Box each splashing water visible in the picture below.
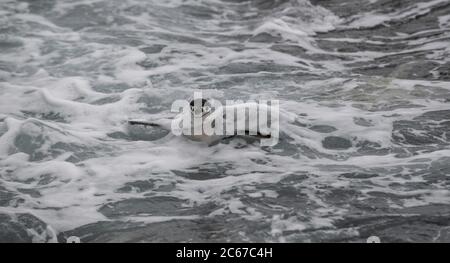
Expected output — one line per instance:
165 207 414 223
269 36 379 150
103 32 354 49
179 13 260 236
0 0 450 242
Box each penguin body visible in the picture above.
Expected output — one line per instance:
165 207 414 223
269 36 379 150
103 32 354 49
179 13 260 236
128 99 276 145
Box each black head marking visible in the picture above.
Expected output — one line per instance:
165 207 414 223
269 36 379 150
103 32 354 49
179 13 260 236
190 98 208 108
190 98 212 116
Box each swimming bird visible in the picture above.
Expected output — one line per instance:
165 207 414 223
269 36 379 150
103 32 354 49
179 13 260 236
128 98 276 145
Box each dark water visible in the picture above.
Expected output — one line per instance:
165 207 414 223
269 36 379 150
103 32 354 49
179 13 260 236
0 0 450 242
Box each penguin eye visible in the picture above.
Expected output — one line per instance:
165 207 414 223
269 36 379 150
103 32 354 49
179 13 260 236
202 106 211 113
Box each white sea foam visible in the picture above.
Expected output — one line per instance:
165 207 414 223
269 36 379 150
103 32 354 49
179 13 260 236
343 0 450 29
1 0 449 242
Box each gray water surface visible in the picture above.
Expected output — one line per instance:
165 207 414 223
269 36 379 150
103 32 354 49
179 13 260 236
0 0 450 242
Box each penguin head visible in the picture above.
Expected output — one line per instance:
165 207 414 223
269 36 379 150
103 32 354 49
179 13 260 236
190 98 212 117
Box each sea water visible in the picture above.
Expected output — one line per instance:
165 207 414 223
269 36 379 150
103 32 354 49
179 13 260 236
0 0 450 242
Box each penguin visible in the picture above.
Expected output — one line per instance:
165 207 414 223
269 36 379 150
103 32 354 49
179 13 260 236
128 98 274 145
